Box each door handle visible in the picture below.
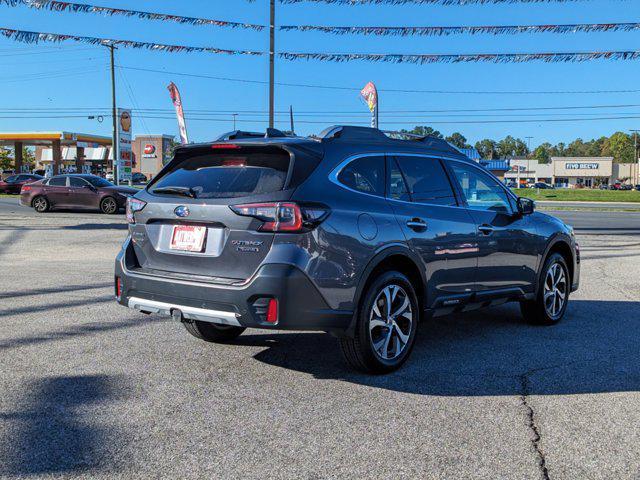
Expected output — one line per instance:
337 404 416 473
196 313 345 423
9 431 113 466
478 224 494 235
406 218 428 231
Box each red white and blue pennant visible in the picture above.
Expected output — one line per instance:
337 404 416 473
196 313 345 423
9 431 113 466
0 0 265 30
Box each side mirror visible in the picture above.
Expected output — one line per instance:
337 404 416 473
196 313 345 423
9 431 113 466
517 197 535 215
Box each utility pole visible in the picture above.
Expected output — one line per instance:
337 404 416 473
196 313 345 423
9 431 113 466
269 0 275 129
232 113 238 130
525 136 533 183
289 105 295 134
108 44 119 186
630 130 640 185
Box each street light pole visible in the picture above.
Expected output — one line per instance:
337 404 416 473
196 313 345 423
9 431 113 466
525 136 533 183
232 113 238 130
107 44 119 186
269 0 275 129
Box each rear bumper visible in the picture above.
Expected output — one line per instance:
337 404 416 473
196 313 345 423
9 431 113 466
115 238 353 333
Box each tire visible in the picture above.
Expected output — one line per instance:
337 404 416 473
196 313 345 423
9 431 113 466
520 252 570 326
183 320 246 343
32 196 50 213
339 271 419 374
100 196 118 215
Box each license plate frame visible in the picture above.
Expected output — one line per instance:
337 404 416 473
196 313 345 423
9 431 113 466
170 225 207 253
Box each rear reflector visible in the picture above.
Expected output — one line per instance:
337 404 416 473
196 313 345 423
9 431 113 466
115 277 122 299
266 298 278 323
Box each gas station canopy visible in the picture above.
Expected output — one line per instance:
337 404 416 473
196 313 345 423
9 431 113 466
0 131 112 174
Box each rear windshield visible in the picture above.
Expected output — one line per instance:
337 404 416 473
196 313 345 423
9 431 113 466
150 146 290 199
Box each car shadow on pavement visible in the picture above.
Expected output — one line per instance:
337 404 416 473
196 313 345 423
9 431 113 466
0 375 126 477
62 223 128 231
246 299 640 396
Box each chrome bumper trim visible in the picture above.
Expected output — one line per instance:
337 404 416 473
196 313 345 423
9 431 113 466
127 296 241 327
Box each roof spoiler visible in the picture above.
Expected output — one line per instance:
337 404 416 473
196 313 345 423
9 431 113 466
216 128 290 141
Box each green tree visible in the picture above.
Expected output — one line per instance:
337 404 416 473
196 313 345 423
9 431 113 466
496 136 529 158
475 139 498 159
0 148 11 171
602 132 635 163
533 143 553 163
405 126 443 138
445 132 470 149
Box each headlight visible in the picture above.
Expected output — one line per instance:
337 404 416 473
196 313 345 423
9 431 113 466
126 197 147 224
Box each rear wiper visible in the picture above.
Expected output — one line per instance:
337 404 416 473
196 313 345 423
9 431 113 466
151 186 197 198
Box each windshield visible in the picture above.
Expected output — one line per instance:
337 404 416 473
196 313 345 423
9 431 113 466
150 147 290 199
86 176 113 188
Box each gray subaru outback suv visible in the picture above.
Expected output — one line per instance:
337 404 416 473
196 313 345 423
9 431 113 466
115 126 579 373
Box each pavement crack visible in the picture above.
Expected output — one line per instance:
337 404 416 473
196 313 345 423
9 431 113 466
520 373 550 480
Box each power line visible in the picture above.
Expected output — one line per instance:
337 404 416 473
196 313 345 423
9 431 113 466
117 65 640 96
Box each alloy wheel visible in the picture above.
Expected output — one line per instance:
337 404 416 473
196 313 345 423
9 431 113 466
33 197 47 212
543 262 567 319
102 198 117 214
368 284 413 361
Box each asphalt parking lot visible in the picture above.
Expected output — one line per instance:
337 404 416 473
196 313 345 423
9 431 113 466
0 199 639 479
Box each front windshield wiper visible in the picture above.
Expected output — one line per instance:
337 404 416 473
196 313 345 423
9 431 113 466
151 186 197 198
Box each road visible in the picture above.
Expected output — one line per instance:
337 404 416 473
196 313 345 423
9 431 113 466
0 199 639 479
3 195 640 234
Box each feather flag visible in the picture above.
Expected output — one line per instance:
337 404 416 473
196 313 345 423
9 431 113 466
0 0 265 31
280 22 640 37
0 28 265 56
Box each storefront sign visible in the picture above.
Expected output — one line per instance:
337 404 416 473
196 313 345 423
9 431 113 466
117 108 132 183
566 162 599 170
143 144 157 158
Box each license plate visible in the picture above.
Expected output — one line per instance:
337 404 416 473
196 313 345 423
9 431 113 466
170 225 207 252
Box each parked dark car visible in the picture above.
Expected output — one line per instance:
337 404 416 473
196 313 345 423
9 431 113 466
0 173 43 194
132 172 148 184
20 174 138 214
620 184 634 191
115 126 580 373
635 184 640 191
531 182 554 189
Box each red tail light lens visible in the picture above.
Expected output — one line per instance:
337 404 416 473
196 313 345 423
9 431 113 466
21 185 32 193
126 197 147 224
230 202 305 232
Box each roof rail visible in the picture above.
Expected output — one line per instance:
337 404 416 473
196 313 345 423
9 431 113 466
318 125 463 155
318 125 389 142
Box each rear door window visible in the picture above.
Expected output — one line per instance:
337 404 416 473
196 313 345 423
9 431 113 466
394 156 457 206
337 155 385 197
150 146 290 199
48 177 67 187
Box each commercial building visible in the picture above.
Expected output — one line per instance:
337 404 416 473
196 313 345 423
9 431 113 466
505 157 639 188
0 132 112 175
30 133 174 179
131 135 174 180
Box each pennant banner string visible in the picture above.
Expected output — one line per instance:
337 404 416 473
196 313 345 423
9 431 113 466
280 22 640 36
277 0 593 5
279 51 640 64
0 0 265 31
0 28 265 56
2 27 640 65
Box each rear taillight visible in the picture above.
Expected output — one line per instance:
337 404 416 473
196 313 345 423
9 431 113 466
126 197 147 224
230 202 329 233
21 185 32 193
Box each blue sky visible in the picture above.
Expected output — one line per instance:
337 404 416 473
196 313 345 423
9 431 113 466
1 0 640 148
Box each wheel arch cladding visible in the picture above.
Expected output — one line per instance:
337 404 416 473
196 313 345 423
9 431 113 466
543 238 574 289
346 248 426 337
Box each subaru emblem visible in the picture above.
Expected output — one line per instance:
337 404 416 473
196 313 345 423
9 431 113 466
174 206 190 218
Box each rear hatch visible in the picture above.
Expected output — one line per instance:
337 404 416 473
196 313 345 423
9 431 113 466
129 142 322 283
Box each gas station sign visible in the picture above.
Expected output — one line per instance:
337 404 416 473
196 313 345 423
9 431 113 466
117 108 132 183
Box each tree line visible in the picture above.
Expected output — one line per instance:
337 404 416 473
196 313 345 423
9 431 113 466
401 126 639 164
